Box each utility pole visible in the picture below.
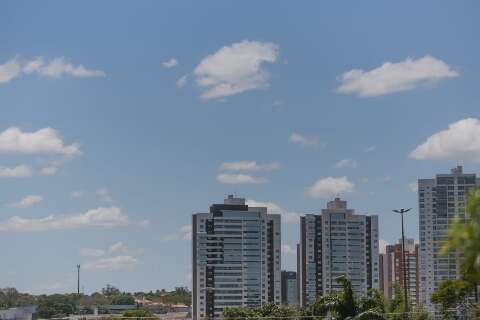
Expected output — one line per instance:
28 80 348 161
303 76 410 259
77 264 81 295
393 208 412 320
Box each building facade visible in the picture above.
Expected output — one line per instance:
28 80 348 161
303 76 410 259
379 239 420 305
192 195 281 319
418 166 479 311
281 271 298 306
298 198 379 306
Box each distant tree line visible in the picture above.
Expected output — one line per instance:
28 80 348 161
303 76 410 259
0 285 191 319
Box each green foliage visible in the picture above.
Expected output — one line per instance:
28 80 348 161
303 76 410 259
431 279 471 319
308 276 385 320
36 294 81 319
111 294 135 305
223 303 298 320
442 187 480 298
122 309 153 317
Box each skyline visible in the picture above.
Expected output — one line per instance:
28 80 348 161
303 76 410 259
2 1 480 295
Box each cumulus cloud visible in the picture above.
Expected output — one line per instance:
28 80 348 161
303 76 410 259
216 173 267 184
176 74 188 88
9 195 43 209
410 118 480 161
84 255 138 272
246 199 302 224
281 244 296 256
96 188 113 202
219 160 280 172
334 159 357 169
162 58 178 68
336 56 458 97
0 165 33 177
289 132 319 147
0 206 128 232
193 40 279 99
0 127 80 156
306 176 355 198
0 56 105 84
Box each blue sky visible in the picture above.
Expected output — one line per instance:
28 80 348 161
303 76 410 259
1 1 480 294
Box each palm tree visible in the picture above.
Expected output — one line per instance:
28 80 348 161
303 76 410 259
307 275 385 320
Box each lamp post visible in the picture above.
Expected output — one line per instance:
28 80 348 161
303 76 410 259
393 208 411 320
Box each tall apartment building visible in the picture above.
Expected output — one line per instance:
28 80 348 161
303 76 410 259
281 271 298 306
379 239 420 305
298 198 379 306
418 166 479 311
192 195 281 320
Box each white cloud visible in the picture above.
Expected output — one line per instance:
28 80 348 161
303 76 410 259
176 74 188 88
193 40 279 99
0 57 22 84
216 173 267 184
219 160 280 172
0 165 33 177
0 56 105 84
379 239 388 254
281 244 296 256
71 191 83 198
181 225 192 240
289 132 319 147
9 195 43 209
306 176 355 198
0 206 128 232
382 175 392 182
80 248 105 257
409 181 418 193
84 255 138 272
162 58 178 68
96 188 113 202
334 159 357 169
39 166 58 176
409 118 480 161
24 57 106 78
336 56 458 97
246 199 301 224
0 127 80 156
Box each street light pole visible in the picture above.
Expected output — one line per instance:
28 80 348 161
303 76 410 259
393 208 412 320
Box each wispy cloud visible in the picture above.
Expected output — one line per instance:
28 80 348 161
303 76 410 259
96 188 113 202
336 56 458 97
289 132 320 147
219 160 280 172
0 56 105 84
0 207 128 232
176 74 188 88
193 40 279 99
0 165 33 178
216 173 267 184
162 58 178 68
281 244 296 256
334 159 357 169
8 195 43 209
